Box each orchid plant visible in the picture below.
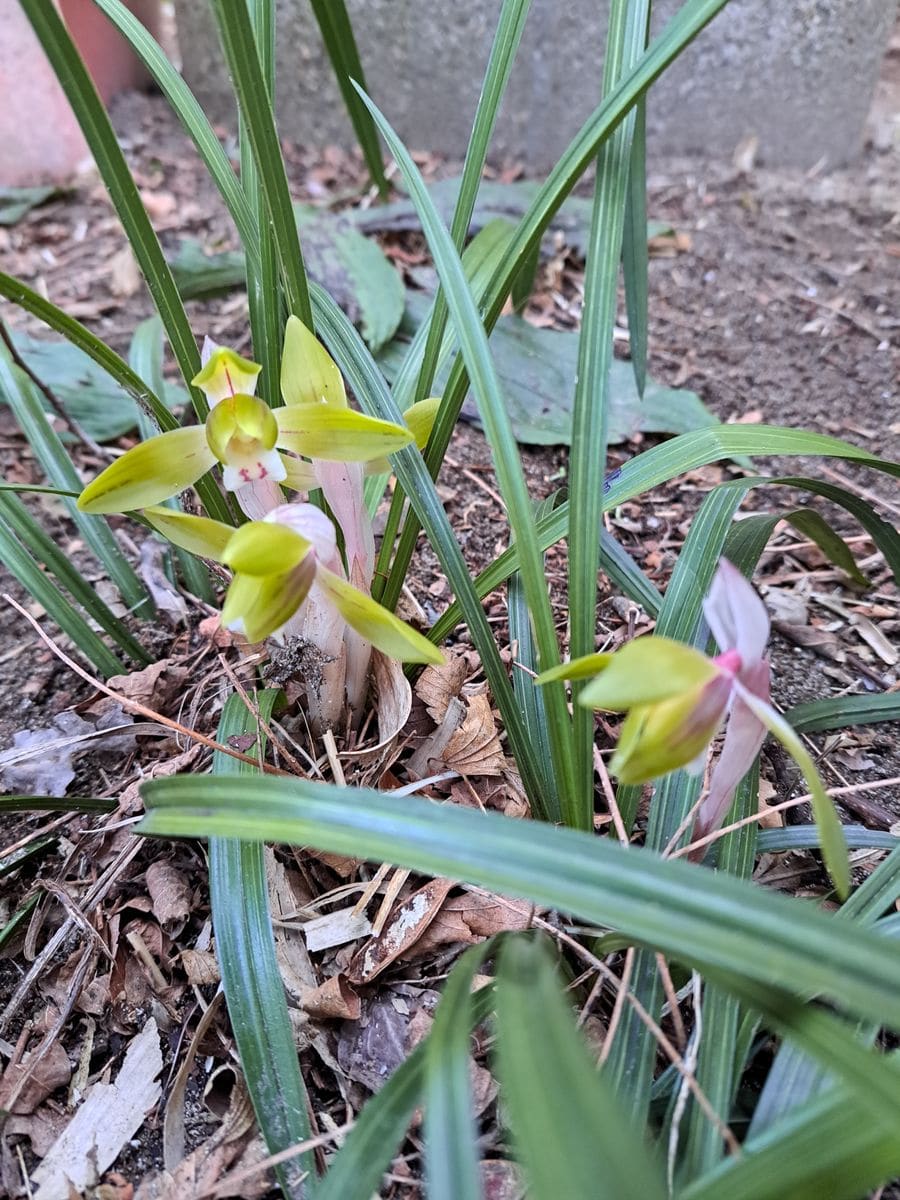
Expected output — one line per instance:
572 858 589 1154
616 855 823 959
540 559 850 896
77 318 442 729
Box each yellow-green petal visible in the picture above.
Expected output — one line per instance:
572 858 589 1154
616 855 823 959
609 670 733 783
143 506 234 561
222 521 312 576
192 347 261 405
402 397 441 450
222 562 316 643
205 393 279 462
579 636 719 711
274 405 414 461
280 455 319 493
280 315 346 408
77 427 215 514
317 566 443 665
537 653 614 685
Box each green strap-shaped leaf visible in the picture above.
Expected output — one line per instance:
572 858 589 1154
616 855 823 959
0 346 152 616
309 281 552 818
428 430 900 645
495 936 667 1200
0 511 123 678
424 944 491 1200
375 0 534 602
787 692 900 734
0 490 149 664
209 692 313 1199
207 0 313 328
138 779 900 1031
568 0 651 829
356 85 581 826
381 0 733 608
17 0 204 418
308 0 389 196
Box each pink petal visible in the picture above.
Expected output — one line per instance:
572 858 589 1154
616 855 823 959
314 459 375 588
691 659 770 851
702 558 770 663
200 335 220 367
234 476 284 521
266 502 338 566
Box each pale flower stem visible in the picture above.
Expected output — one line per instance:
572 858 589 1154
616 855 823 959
299 582 346 734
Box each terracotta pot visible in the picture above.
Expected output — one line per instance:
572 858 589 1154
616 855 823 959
59 0 162 103
0 0 161 186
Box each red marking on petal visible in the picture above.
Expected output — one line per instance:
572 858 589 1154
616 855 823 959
225 366 235 396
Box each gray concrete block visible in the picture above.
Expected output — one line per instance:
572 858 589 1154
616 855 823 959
175 0 896 170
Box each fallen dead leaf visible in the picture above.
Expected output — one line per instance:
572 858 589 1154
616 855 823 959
32 1018 162 1200
301 973 361 1021
410 891 533 960
145 860 192 938
773 620 846 662
348 878 456 984
415 653 469 722
0 1040 71 1115
443 693 507 776
107 658 190 713
181 948 220 988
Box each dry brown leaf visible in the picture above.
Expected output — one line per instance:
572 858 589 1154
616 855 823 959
3 1108 70 1158
415 653 468 722
181 949 220 988
773 620 846 662
107 659 190 713
348 878 456 984
411 891 533 960
443 693 507 776
119 745 203 816
0 1040 71 1115
32 1018 162 1200
301 973 361 1021
145 861 192 938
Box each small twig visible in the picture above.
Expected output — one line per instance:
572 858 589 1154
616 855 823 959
0 836 142 1035
656 953 687 1051
534 916 740 1157
673 775 900 860
0 319 109 459
593 744 629 846
668 973 704 1191
126 928 168 992
598 947 634 1065
321 728 346 786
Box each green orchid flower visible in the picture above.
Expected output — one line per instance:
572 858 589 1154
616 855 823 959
540 559 849 897
77 334 416 516
142 501 442 663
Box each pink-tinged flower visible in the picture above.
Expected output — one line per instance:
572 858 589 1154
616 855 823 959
539 559 849 896
141 502 443 662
